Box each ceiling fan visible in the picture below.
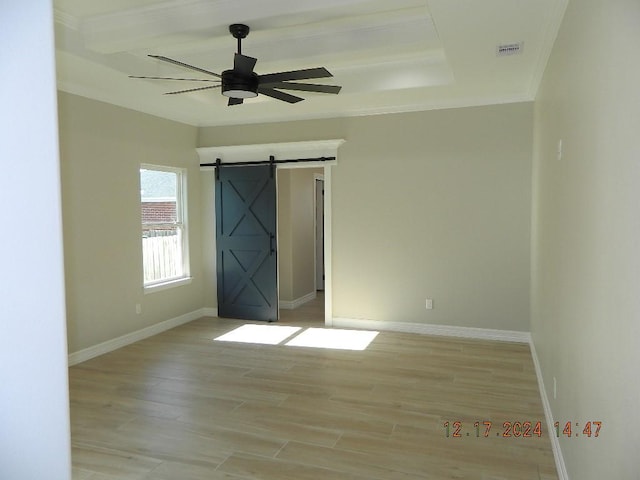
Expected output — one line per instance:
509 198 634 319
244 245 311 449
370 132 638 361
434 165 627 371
130 24 342 106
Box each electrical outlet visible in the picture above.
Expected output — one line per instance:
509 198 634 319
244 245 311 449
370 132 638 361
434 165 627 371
136 303 142 315
553 377 557 399
425 298 433 310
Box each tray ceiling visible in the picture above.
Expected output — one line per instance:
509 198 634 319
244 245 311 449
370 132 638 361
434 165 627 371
54 0 567 127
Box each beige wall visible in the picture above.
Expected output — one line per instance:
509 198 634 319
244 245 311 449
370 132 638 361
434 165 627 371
290 168 323 300
200 170 217 309
200 102 533 331
277 168 323 303
59 95 533 349
532 0 640 477
58 92 203 353
277 170 294 301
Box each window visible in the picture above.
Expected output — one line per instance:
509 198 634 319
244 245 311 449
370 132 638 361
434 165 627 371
140 165 190 290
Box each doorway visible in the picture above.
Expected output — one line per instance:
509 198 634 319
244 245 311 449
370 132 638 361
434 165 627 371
276 167 325 325
214 164 330 325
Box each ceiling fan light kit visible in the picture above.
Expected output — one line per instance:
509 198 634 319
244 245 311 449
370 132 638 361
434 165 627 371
221 70 259 99
130 23 341 106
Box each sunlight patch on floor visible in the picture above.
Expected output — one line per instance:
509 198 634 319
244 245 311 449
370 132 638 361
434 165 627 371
286 327 379 351
214 324 379 351
214 324 301 345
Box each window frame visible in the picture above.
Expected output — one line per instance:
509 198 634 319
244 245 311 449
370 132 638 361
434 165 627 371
140 164 191 292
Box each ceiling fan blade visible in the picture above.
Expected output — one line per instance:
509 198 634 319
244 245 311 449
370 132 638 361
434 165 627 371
148 55 222 78
257 87 304 104
129 75 220 82
258 67 332 84
234 53 257 74
228 97 244 106
164 85 221 95
259 81 341 94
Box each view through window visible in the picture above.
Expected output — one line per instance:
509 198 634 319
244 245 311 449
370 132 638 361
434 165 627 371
140 166 189 287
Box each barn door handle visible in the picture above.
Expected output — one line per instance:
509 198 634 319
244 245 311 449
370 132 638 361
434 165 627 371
270 234 275 255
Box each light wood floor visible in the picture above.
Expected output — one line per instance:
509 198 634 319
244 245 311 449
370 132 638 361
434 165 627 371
70 294 557 479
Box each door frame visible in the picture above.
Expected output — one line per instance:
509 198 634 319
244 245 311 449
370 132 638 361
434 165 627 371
314 173 325 292
197 139 344 328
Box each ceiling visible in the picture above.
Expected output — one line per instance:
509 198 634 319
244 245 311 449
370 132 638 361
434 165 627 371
54 0 567 127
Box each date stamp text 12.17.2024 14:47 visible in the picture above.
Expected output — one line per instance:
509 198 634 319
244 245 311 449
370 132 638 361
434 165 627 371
443 421 602 438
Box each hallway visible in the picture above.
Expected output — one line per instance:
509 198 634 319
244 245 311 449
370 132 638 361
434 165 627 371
278 292 325 327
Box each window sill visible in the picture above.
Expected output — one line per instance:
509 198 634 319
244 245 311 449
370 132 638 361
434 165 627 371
144 277 192 294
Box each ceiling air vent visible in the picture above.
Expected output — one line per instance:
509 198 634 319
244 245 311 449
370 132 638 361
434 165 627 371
496 42 524 57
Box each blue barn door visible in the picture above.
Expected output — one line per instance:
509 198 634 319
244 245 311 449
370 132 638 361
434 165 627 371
215 165 278 321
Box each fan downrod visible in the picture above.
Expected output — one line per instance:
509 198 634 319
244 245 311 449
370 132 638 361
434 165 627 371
229 24 250 55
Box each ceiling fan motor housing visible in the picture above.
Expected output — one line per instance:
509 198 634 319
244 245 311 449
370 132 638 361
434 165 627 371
229 24 250 39
222 69 259 98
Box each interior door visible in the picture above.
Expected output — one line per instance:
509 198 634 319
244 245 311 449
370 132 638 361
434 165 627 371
215 165 278 321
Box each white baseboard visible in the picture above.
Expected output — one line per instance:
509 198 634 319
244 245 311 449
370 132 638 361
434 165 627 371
68 308 214 366
332 317 531 343
529 339 569 480
279 291 317 310
202 307 219 318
